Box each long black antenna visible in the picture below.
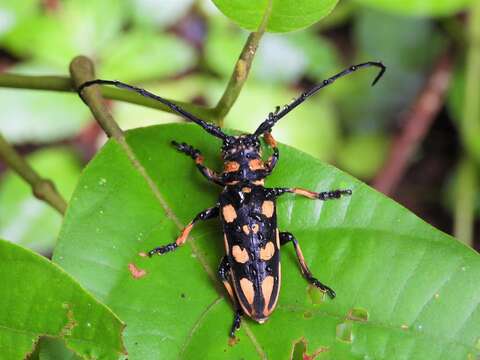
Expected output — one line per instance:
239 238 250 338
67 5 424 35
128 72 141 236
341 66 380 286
78 79 229 141
254 61 386 136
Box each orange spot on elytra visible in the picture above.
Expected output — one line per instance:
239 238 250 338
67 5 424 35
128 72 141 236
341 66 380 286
222 205 237 223
260 242 275 261
128 263 147 279
261 200 274 218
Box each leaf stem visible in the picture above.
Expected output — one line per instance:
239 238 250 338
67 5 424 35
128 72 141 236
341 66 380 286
0 133 67 214
453 157 477 246
461 0 480 163
213 0 272 125
0 73 215 121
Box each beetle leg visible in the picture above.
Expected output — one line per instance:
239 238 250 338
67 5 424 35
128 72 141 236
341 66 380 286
218 256 243 338
147 206 219 256
280 231 336 299
172 141 224 186
268 187 352 201
263 132 279 174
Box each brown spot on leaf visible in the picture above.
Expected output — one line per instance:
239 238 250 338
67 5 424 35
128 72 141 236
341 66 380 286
128 263 147 279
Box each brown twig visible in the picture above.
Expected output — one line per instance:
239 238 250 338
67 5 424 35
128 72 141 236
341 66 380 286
373 52 453 195
0 133 67 214
213 0 272 125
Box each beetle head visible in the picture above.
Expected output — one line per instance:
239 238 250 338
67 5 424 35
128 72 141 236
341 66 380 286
220 134 267 185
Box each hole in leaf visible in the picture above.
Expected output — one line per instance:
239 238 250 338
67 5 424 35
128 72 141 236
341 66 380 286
307 284 326 305
290 338 328 360
336 321 353 343
347 307 369 322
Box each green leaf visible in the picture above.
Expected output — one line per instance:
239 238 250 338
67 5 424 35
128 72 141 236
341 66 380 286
353 0 473 16
0 147 81 254
211 0 339 33
0 239 125 360
53 123 480 359
2 0 127 68
129 0 195 28
98 31 197 83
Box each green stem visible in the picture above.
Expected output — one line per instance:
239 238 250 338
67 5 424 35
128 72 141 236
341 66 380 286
0 73 215 122
461 1 480 163
453 157 477 246
0 133 67 214
454 1 480 246
213 0 272 125
70 57 124 139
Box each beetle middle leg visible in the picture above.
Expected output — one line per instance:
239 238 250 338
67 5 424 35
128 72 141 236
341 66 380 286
280 231 336 298
218 256 243 338
148 206 219 256
172 141 223 186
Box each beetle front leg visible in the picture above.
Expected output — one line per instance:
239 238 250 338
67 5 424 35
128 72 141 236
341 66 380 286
280 231 336 299
218 256 243 338
269 187 352 201
263 132 279 174
147 206 219 256
172 141 224 186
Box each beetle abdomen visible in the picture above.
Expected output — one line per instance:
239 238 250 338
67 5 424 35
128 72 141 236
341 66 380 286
220 185 281 322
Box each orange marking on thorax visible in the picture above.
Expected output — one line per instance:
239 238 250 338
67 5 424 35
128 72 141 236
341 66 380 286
248 158 265 171
224 161 240 172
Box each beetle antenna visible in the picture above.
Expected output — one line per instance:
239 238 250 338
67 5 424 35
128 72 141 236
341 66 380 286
254 61 386 136
77 79 229 141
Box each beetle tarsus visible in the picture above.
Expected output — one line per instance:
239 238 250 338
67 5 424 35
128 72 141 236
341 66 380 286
317 189 352 200
309 276 336 299
147 242 178 256
230 309 242 338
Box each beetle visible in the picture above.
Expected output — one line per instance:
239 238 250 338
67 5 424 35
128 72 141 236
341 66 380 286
78 61 385 337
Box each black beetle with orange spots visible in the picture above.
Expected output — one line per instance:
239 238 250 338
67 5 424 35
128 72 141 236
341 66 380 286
78 61 386 338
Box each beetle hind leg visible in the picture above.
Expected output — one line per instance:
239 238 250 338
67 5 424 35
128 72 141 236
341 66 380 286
280 231 336 299
218 256 243 338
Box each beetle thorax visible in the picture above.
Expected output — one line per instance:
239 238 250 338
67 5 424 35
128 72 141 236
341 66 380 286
221 135 266 186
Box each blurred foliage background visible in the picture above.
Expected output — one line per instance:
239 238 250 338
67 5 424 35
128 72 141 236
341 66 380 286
0 0 478 254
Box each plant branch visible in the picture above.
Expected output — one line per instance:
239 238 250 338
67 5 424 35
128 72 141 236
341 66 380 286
0 133 67 214
461 0 480 164
0 73 215 121
213 1 272 124
453 157 477 246
372 52 453 195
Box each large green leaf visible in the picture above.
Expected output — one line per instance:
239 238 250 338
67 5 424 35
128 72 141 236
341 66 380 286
53 124 480 359
353 0 473 16
0 239 125 360
211 0 339 32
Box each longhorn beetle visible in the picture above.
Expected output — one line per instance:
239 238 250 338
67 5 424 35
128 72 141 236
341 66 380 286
78 61 386 337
